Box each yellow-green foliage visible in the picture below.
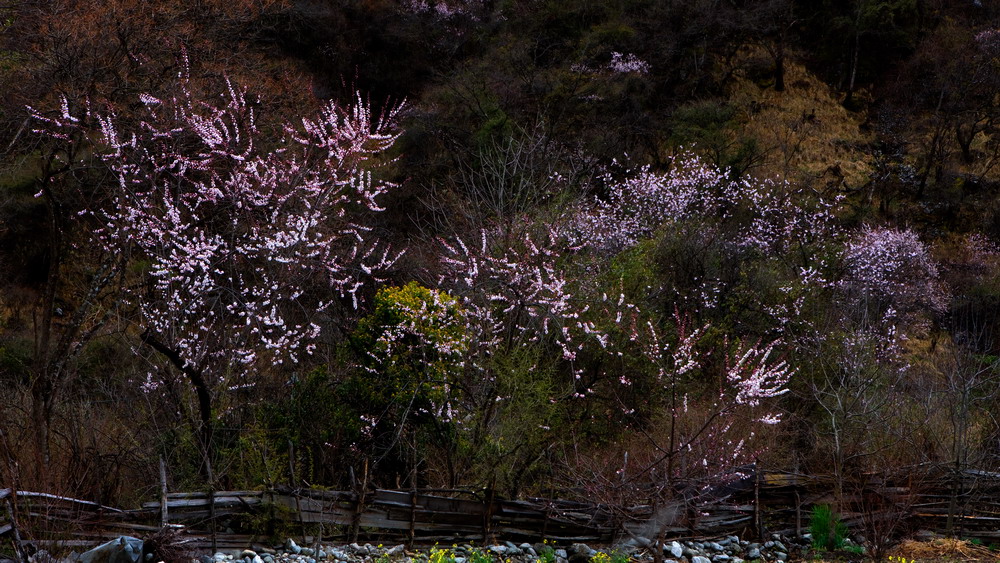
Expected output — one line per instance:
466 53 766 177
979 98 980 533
373 282 466 348
359 281 467 376
351 282 468 415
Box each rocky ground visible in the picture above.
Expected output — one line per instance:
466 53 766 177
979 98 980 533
199 533 823 563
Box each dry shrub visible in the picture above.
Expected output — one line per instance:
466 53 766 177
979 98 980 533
0 382 158 506
143 527 195 563
893 538 997 561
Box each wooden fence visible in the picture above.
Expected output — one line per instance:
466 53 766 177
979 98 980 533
6 467 1000 554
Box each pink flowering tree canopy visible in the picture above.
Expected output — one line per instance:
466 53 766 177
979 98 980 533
436 153 799 479
840 225 948 323
31 65 404 464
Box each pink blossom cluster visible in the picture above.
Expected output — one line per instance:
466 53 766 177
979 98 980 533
838 318 906 377
840 225 949 318
607 52 651 74
440 224 603 364
33 64 404 387
614 312 791 479
640 314 791 421
975 28 1000 51
570 153 729 252
571 52 651 76
401 0 483 19
571 152 839 259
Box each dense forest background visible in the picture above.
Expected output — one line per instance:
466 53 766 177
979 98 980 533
1 0 1000 522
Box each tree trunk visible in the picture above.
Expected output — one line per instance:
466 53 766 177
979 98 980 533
30 166 62 471
140 329 215 482
773 33 785 92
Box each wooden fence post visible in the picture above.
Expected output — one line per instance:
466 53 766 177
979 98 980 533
753 468 761 540
350 458 369 543
3 491 26 563
408 490 417 548
160 457 169 528
206 459 217 553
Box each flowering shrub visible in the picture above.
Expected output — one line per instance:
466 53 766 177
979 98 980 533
840 225 949 320
572 52 651 75
401 0 484 20
975 28 1000 51
608 52 650 74
570 152 839 259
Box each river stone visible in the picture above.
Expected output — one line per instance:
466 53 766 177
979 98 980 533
555 549 568 559
692 557 712 563
775 553 787 561
745 547 760 559
669 541 684 558
80 537 144 563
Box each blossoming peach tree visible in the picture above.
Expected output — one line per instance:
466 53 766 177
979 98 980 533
31 61 404 473
438 154 802 492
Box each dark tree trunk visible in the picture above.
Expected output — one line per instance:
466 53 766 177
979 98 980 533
140 329 215 481
774 34 785 92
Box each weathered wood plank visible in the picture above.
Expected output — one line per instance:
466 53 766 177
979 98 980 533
24 468 1000 549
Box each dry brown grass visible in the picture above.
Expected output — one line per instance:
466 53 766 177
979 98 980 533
891 538 1000 562
726 47 874 190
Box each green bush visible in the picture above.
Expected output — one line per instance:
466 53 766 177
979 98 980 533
810 504 849 551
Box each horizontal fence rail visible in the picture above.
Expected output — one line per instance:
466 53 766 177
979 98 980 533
5 467 1000 553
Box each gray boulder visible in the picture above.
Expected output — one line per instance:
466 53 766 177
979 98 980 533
78 537 143 563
